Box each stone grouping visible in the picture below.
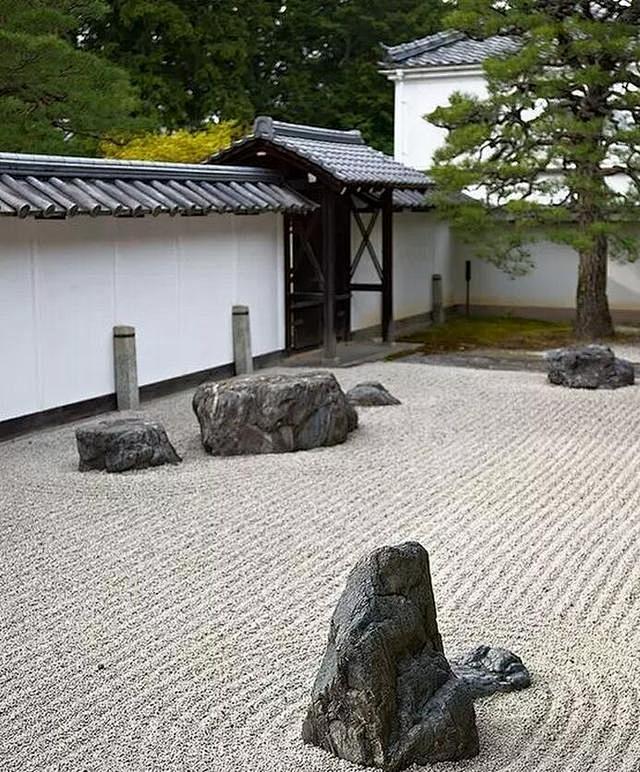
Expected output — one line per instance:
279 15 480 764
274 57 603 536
75 372 402 473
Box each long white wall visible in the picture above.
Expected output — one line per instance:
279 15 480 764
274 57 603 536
452 240 640 314
0 214 284 421
351 211 454 332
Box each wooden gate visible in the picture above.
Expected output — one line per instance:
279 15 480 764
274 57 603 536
284 205 350 351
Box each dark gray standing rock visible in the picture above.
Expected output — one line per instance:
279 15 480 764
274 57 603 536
452 646 531 699
302 542 479 771
346 381 401 406
192 371 357 456
545 345 634 389
76 417 181 473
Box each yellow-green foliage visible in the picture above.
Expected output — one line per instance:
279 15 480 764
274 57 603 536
102 122 245 164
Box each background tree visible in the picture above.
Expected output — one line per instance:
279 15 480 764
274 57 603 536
262 0 444 153
102 121 245 162
429 0 640 339
0 0 146 155
88 1 444 152
86 1 283 130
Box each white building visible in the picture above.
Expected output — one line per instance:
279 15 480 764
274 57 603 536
381 31 640 320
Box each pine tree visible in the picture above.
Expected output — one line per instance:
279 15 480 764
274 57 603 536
429 1 640 339
0 0 145 155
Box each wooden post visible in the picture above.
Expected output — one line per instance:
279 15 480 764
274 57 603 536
322 189 337 361
113 325 139 410
232 305 253 375
432 274 445 325
381 189 394 342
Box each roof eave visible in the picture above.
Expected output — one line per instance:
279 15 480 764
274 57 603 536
380 62 486 80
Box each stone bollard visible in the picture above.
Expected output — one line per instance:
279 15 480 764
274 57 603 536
232 305 253 375
432 274 445 325
113 325 139 410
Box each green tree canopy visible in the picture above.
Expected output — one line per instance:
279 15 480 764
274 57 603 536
429 1 640 338
262 0 444 153
87 1 444 151
0 0 146 155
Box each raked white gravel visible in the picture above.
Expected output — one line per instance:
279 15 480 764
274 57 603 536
2 361 640 772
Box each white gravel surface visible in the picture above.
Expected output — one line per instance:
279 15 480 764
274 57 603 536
2 361 640 772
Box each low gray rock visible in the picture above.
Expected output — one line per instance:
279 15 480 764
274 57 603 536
192 371 357 456
545 345 634 389
302 542 479 771
76 417 181 473
452 645 531 699
346 381 401 406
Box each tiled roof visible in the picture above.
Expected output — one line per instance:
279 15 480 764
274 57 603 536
382 30 520 69
0 153 316 219
393 189 433 210
211 118 430 190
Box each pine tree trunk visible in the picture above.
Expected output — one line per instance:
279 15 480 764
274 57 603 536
574 235 614 340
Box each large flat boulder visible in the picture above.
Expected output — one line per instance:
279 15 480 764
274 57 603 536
302 542 478 771
545 345 634 389
192 371 358 456
76 417 181 473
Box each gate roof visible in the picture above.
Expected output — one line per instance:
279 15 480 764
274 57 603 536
209 117 430 191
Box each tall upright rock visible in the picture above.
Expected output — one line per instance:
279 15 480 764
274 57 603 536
302 542 479 770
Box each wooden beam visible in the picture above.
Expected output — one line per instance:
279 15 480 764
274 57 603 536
284 214 293 351
381 189 394 342
350 283 383 292
322 189 337 360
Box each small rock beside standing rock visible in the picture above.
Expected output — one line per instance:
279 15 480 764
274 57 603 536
76 417 181 473
346 381 401 406
545 344 634 389
452 645 531 699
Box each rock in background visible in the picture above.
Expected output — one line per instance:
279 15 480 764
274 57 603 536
193 372 357 456
76 417 181 473
346 381 401 406
302 542 478 770
545 345 634 389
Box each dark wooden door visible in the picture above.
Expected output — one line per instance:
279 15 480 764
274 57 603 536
285 206 350 351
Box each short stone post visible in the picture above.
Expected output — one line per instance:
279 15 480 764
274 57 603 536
232 305 253 375
432 274 445 325
113 325 139 410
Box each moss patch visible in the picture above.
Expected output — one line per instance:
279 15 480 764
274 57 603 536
397 315 630 356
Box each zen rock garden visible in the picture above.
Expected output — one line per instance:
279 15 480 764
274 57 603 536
545 344 635 389
302 542 530 771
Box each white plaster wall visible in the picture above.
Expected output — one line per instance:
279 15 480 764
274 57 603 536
0 214 284 421
451 239 640 313
350 212 455 332
392 68 488 169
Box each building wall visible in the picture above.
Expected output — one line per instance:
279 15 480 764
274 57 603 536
0 214 284 422
351 211 454 332
392 67 488 170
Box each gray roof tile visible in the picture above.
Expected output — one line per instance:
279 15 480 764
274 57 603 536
382 30 520 69
212 118 430 189
0 153 316 218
